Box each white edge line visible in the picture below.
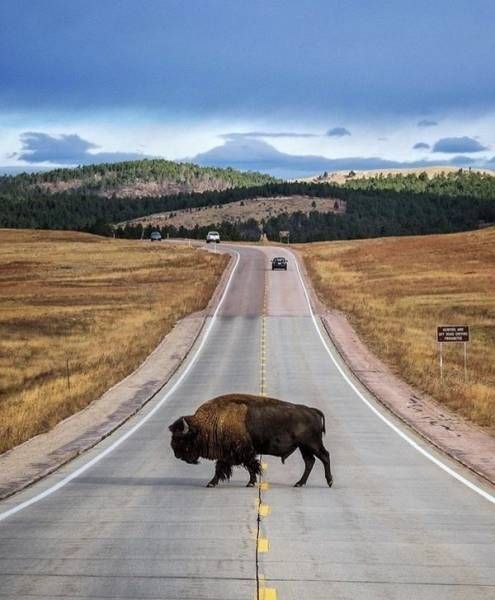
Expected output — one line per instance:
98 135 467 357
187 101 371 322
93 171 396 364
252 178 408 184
290 250 495 505
0 251 241 522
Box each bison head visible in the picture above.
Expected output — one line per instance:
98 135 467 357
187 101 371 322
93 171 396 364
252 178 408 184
169 417 201 464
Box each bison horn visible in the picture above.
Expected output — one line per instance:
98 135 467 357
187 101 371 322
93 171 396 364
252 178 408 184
182 418 190 434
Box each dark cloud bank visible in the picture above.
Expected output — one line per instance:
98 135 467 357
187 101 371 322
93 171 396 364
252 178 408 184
4 131 493 180
190 138 491 179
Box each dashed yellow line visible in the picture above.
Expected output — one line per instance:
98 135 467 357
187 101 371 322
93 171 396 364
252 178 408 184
260 314 267 397
258 588 277 600
255 261 277 600
257 537 270 553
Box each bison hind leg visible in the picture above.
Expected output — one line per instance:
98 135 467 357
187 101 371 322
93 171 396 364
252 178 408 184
206 460 233 488
294 447 316 487
243 457 262 487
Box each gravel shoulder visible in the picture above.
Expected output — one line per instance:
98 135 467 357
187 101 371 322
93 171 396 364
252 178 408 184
0 247 235 499
293 249 495 486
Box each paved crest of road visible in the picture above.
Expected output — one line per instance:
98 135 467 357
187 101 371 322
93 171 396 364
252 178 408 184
0 245 494 600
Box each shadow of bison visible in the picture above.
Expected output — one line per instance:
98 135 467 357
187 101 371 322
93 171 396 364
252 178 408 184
169 393 333 488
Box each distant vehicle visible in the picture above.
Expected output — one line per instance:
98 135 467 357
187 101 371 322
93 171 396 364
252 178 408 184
150 231 162 241
206 231 220 243
271 257 288 270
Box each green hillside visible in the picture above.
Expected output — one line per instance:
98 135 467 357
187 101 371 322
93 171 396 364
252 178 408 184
0 159 277 198
0 168 493 241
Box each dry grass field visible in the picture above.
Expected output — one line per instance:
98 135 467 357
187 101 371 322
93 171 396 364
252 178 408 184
301 227 495 430
0 230 228 453
125 195 344 229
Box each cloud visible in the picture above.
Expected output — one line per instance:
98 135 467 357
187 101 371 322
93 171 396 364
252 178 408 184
221 127 352 140
17 132 98 164
220 131 317 140
413 142 430 149
432 136 488 153
15 132 152 165
326 127 351 137
447 155 476 166
417 119 438 127
486 156 495 164
188 138 484 179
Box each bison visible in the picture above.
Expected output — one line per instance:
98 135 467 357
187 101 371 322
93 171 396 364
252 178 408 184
169 393 333 488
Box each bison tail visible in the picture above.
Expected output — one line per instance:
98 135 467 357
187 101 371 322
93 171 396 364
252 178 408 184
315 408 326 434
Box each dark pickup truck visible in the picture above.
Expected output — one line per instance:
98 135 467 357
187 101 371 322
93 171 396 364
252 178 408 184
271 257 288 270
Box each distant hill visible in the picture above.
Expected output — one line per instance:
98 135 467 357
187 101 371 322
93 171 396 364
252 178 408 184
1 167 493 242
304 165 495 185
115 172 495 243
0 159 277 198
123 195 346 229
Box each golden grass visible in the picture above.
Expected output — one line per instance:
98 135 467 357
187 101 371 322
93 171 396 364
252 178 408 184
0 229 228 453
125 195 344 229
300 227 495 430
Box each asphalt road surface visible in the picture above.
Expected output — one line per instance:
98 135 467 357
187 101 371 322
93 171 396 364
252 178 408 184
0 245 494 600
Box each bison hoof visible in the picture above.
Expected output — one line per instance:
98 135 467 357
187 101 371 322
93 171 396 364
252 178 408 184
246 482 256 487
206 482 217 488
327 479 333 488
294 481 305 487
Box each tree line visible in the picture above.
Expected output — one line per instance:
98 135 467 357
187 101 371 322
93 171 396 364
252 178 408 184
115 185 493 243
0 169 493 242
0 159 276 194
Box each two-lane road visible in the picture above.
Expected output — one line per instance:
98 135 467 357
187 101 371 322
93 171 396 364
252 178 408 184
0 245 494 600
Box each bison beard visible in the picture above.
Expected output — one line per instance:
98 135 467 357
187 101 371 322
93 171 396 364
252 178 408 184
169 394 333 488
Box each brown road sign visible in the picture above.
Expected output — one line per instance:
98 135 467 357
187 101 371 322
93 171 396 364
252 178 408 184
437 325 469 342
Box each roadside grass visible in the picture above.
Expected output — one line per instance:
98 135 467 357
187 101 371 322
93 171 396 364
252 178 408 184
300 227 495 431
0 229 228 453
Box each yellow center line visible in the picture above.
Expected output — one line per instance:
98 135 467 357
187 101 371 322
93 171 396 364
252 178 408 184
258 588 277 600
260 314 267 397
255 262 277 600
257 537 270 553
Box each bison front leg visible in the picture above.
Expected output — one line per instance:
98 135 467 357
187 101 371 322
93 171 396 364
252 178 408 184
243 457 262 487
294 448 315 487
206 460 233 487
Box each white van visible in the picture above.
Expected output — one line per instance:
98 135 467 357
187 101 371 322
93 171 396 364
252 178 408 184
206 231 220 243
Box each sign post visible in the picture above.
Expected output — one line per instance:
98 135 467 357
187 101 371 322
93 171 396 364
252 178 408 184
439 340 443 382
464 341 468 383
437 326 469 383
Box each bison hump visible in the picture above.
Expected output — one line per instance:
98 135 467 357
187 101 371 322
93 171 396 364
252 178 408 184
193 400 252 461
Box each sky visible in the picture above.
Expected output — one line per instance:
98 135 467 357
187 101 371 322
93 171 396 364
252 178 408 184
1 0 494 177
